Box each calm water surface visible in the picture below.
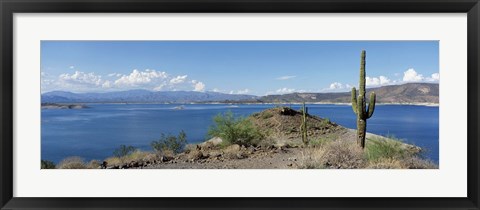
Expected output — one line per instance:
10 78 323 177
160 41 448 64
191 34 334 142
41 104 439 163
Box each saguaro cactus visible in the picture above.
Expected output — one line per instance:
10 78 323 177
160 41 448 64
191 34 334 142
351 50 376 148
301 102 308 145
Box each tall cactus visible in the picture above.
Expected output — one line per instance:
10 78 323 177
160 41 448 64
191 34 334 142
301 102 308 146
351 50 376 149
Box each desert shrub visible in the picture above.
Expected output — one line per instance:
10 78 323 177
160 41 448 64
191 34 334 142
222 144 247 159
320 118 331 127
401 157 438 169
257 137 276 148
57 157 87 169
366 158 404 169
309 137 333 147
365 137 410 161
208 111 264 146
323 139 365 169
298 147 327 169
41 160 56 169
87 160 101 169
113 145 136 158
151 131 187 154
298 139 365 169
260 112 274 119
105 150 155 166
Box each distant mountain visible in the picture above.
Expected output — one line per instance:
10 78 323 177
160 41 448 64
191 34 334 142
41 90 258 103
256 83 439 104
41 83 438 104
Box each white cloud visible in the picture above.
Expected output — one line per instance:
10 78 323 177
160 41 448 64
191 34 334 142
366 75 391 87
153 84 166 91
42 68 209 93
193 81 205 92
402 68 439 83
55 71 110 92
169 75 188 84
403 68 424 82
229 89 250 94
237 89 250 94
69 66 75 69
426 73 440 82
102 80 112 88
325 82 352 91
59 71 104 86
108 73 122 77
276 75 296 80
329 82 344 89
114 69 168 87
276 88 296 94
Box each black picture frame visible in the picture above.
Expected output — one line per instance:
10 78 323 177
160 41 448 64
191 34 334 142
1 0 479 209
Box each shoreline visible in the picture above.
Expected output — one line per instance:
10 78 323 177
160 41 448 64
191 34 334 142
44 102 439 107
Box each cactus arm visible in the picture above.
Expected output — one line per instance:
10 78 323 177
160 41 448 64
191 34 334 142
351 87 358 114
367 92 376 118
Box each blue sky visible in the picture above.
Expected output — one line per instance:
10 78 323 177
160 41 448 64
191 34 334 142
41 41 439 95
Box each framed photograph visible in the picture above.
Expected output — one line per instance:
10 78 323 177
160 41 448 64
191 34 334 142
1 0 479 209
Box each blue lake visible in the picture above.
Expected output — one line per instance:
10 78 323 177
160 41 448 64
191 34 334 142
41 104 439 164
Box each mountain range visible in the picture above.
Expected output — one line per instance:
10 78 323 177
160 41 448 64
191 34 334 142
41 83 439 104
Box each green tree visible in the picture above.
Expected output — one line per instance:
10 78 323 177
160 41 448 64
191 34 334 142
151 130 187 154
113 145 136 158
208 111 263 146
41 160 56 169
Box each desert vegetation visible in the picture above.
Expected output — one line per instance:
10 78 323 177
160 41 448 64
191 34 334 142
43 50 437 170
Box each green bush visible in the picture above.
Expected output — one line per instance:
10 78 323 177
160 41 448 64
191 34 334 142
41 160 56 169
208 111 264 146
365 137 410 161
113 145 136 158
151 130 187 154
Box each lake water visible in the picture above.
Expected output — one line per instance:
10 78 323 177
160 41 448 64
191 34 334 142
41 104 439 164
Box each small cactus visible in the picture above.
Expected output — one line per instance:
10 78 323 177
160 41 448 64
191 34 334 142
301 102 308 145
351 50 376 149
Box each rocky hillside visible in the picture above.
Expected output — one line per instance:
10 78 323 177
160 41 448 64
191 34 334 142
249 107 347 145
257 83 438 104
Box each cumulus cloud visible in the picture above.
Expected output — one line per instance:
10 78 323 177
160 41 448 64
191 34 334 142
323 69 438 93
192 81 205 92
403 68 424 82
323 82 352 92
169 75 188 84
276 75 296 80
237 89 250 94
329 82 351 90
42 68 208 93
55 71 110 91
59 71 104 86
229 89 250 94
426 73 440 82
366 76 391 87
402 68 439 83
114 69 168 87
107 73 122 77
276 88 296 94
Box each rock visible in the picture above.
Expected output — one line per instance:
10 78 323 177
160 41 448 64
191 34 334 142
199 137 223 149
101 161 108 169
